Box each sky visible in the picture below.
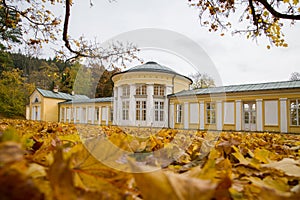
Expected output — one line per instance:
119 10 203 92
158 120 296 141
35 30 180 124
52 0 300 86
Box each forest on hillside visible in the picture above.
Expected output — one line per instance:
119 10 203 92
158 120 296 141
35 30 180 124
0 51 118 118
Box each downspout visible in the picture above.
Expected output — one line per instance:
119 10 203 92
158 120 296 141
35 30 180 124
172 74 176 94
168 74 177 128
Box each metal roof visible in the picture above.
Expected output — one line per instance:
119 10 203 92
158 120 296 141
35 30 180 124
36 88 89 100
59 97 113 105
111 61 193 83
170 80 300 97
128 61 176 73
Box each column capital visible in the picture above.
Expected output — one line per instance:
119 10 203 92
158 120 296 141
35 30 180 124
256 99 263 102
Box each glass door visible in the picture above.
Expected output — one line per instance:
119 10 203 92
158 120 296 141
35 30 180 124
243 102 256 131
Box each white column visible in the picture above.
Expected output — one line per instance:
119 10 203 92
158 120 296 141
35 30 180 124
67 107 71 123
59 107 62 122
113 87 118 125
184 102 189 129
117 86 122 125
73 107 76 123
164 85 174 128
169 103 174 128
199 101 204 130
147 84 154 126
37 106 41 121
26 106 30 120
64 107 67 123
91 107 95 124
166 85 173 95
129 84 136 126
85 106 88 124
235 100 242 131
216 101 222 131
32 106 36 120
256 99 263 131
99 106 102 125
280 98 288 133
164 98 168 128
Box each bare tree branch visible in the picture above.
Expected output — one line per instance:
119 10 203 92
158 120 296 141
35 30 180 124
256 0 300 20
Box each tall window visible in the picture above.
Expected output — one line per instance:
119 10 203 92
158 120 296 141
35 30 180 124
61 108 65 121
155 101 164 121
206 102 216 124
290 99 300 126
136 84 147 95
122 101 129 120
176 104 182 123
94 107 99 122
122 85 130 97
136 101 146 121
70 107 74 121
110 107 113 121
154 84 165 96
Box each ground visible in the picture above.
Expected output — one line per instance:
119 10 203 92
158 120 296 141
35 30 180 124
0 119 300 200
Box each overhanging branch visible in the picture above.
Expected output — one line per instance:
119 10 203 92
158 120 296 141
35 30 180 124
255 0 300 20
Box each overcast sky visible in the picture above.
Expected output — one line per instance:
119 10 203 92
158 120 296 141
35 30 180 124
62 0 300 86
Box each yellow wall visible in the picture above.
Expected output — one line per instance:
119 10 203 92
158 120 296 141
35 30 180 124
170 88 300 133
43 98 65 122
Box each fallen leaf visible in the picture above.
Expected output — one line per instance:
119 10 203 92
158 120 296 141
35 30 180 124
262 158 300 177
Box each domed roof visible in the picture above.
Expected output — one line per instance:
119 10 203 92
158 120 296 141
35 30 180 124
111 61 192 83
127 61 176 74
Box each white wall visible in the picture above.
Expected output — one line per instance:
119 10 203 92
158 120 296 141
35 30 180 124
189 103 199 124
223 102 234 124
264 100 278 125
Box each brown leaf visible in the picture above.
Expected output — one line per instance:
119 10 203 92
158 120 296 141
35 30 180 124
0 142 24 164
48 148 77 200
130 162 217 200
262 158 300 177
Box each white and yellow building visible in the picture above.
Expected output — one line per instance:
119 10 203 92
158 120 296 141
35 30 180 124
27 61 300 133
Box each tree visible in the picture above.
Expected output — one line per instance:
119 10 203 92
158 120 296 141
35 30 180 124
0 0 139 64
290 72 300 81
0 50 13 73
0 5 22 50
188 0 300 48
189 72 215 89
0 69 34 117
28 61 60 90
95 67 119 97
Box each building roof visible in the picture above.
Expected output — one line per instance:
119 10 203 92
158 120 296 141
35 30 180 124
170 79 300 97
59 97 113 105
36 88 89 100
112 61 193 83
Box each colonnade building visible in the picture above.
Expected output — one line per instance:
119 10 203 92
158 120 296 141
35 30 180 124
27 61 300 133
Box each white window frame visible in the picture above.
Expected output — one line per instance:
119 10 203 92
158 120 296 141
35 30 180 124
136 100 146 121
290 99 300 126
206 102 216 124
122 85 130 97
136 84 147 95
154 101 164 121
154 84 165 96
122 101 129 120
176 104 182 123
